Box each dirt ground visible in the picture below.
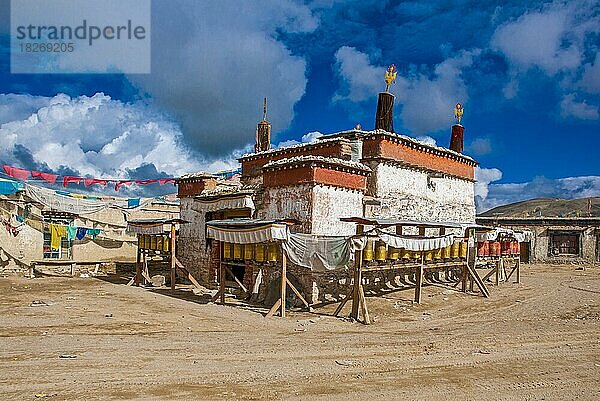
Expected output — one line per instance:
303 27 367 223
1 263 599 401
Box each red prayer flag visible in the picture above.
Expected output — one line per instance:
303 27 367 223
2 165 30 180
115 180 134 191
84 178 109 187
31 171 58 184
63 176 84 187
135 180 158 185
158 178 175 185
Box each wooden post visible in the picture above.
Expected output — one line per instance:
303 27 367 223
516 258 521 284
170 223 176 291
495 259 500 285
415 252 424 303
351 224 364 320
135 247 141 285
219 251 225 305
280 247 287 318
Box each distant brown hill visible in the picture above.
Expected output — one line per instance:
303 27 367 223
478 197 600 218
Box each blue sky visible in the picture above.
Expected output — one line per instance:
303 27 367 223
0 0 598 211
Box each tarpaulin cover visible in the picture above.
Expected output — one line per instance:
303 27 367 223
0 179 24 195
193 195 254 213
26 184 110 214
282 234 354 272
206 222 288 244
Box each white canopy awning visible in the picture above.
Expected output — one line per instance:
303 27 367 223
206 219 288 244
193 195 254 213
476 228 532 242
376 229 456 251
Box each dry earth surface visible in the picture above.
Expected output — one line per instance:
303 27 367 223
1 263 599 400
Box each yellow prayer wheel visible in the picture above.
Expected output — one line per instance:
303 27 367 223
267 243 278 262
244 243 254 260
433 247 442 260
375 241 387 261
442 245 451 259
413 250 422 260
459 241 468 259
156 236 163 251
254 244 265 262
143 235 150 249
451 241 460 259
163 236 170 252
222 242 232 259
233 243 243 260
150 236 157 250
137 235 142 248
363 239 374 261
401 248 411 260
388 247 400 260
424 250 434 262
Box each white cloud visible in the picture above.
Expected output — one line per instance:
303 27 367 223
491 3 581 75
477 175 600 212
474 166 503 202
578 53 600 94
560 93 599 120
128 0 318 157
333 46 477 134
468 137 493 156
0 93 202 179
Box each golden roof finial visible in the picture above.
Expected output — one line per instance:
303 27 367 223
454 102 464 124
384 64 397 92
262 97 267 121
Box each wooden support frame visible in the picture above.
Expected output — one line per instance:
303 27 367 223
264 248 311 318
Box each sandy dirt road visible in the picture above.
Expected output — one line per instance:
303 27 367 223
1 264 599 400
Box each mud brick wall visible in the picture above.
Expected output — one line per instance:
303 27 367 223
362 134 476 180
363 161 476 228
177 197 214 283
240 139 352 183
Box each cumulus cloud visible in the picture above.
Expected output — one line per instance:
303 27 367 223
0 93 202 181
474 166 503 205
578 53 600 94
128 0 317 157
276 131 323 148
333 46 477 134
491 3 582 75
477 175 600 212
467 137 493 156
560 93 599 120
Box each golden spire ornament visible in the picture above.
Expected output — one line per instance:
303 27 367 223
454 102 464 124
384 64 397 92
262 97 267 121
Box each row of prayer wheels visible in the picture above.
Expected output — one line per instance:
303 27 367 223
477 241 520 257
138 234 170 252
362 239 468 262
222 242 280 262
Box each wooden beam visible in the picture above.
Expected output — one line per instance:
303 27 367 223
414 257 424 304
286 277 309 308
516 259 521 284
358 284 371 325
280 249 287 318
174 256 203 290
170 223 176 291
224 265 248 293
219 256 225 305
351 224 364 320
333 288 353 317
466 263 490 298
134 247 141 286
266 298 281 318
